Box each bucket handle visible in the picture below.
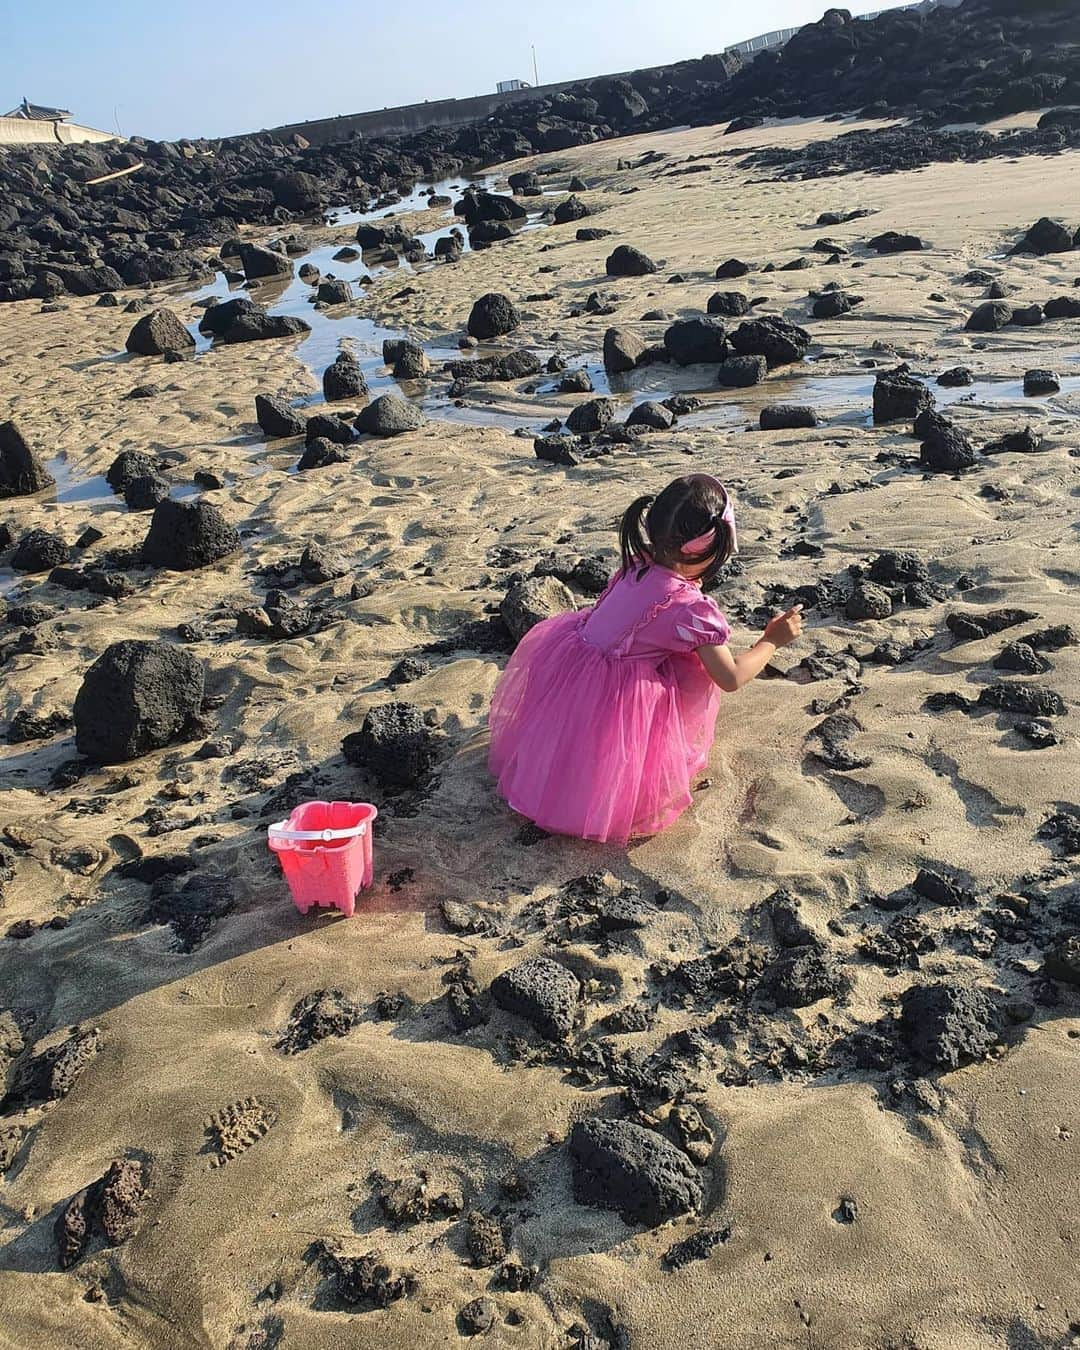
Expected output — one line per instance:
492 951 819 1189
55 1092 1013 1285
268 821 368 843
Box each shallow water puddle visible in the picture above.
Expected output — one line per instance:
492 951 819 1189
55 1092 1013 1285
171 173 1080 449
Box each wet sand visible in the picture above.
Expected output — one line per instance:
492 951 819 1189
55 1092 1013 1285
0 115 1078 1350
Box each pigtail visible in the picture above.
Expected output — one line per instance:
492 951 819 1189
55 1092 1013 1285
619 494 655 577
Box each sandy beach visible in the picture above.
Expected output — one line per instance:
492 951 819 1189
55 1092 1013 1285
0 113 1078 1349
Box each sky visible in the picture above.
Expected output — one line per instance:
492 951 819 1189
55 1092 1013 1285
3 0 915 142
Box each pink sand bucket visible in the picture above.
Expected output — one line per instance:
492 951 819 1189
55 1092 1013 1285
267 800 377 917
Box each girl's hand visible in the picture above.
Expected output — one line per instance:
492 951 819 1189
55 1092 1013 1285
763 604 804 648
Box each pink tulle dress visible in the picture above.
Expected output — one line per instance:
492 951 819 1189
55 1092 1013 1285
488 563 731 844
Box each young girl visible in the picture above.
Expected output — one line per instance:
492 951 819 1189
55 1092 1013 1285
488 473 803 844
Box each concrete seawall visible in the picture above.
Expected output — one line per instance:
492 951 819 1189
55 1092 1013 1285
234 51 744 148
0 117 116 147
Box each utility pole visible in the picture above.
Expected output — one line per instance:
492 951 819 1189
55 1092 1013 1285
532 45 539 87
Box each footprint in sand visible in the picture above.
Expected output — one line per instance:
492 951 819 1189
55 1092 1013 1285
204 1097 277 1169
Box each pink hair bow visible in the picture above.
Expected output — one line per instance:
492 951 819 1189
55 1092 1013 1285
680 489 738 557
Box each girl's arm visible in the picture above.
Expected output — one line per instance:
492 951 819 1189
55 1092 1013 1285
697 606 803 692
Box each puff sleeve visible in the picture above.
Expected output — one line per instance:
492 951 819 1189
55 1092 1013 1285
665 591 732 654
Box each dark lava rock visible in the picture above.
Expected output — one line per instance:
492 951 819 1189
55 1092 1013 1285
566 397 616 434
606 245 658 277
663 394 702 417
664 317 728 366
900 982 1000 1068
937 366 973 387
198 297 258 337
965 301 1013 332
716 258 750 279
1044 295 1080 319
663 1225 732 1271
1024 368 1060 396
392 342 429 379
553 195 590 224
1044 936 1080 988
299 540 349 583
918 410 977 472
74 640 204 763
867 550 928 586
759 405 818 430
297 438 349 472
239 242 292 279
8 708 71 743
707 291 749 318
1012 217 1076 256
977 683 1066 717
500 575 575 641
434 234 463 262
141 498 240 570
323 350 367 401
55 1157 149 1269
873 369 933 423
467 292 519 340
576 227 612 241
355 395 426 437
386 656 430 688
144 872 233 951
316 278 352 306
490 956 581 1040
276 989 361 1054
1018 720 1061 750
315 1243 416 1310
465 1210 507 1267
946 608 1036 642
124 474 171 511
866 231 924 253
377 1172 463 1225
222 312 310 344
912 867 975 907
458 1299 497 1335
729 315 810 367
811 291 853 319
603 326 647 373
341 701 439 791
559 368 594 394
236 590 316 640
534 434 582 466
1008 304 1044 330
845 580 892 620
255 395 305 439
717 354 767 387
107 450 159 493
447 976 490 1031
626 400 675 430
0 420 54 497
12 529 70 573
125 308 195 357
3 1025 101 1111
305 412 354 446
1038 811 1080 857
993 641 1048 674
568 1118 704 1227
983 426 1043 455
757 944 850 1008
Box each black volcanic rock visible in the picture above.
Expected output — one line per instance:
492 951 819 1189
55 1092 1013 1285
0 421 54 497
74 640 205 763
568 1119 704 1226
141 499 240 570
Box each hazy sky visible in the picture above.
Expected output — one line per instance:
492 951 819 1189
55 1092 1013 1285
4 0 913 142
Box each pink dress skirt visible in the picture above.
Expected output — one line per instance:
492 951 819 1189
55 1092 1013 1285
488 564 731 844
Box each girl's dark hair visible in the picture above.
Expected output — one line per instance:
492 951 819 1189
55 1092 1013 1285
618 474 734 588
